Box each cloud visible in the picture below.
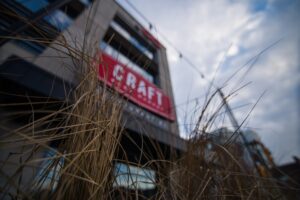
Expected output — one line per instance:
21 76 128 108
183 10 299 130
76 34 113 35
118 0 300 164
227 45 240 57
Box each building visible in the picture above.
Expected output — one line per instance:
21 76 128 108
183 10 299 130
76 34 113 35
0 0 185 198
207 128 254 170
208 128 276 176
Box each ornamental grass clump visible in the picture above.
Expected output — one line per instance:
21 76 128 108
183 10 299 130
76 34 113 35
0 1 296 199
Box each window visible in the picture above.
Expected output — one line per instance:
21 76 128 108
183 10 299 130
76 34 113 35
110 21 154 60
14 39 46 54
33 148 64 191
15 0 49 13
113 162 156 190
44 10 73 31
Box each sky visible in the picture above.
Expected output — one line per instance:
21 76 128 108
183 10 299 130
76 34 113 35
117 0 300 165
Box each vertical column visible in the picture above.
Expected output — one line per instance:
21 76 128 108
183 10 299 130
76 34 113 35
157 47 179 135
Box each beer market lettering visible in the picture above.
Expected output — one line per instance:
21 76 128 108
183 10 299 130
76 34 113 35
124 101 169 130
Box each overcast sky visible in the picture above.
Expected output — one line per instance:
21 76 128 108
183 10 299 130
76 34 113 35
117 0 300 165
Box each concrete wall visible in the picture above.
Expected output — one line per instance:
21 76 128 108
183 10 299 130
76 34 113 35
157 48 179 135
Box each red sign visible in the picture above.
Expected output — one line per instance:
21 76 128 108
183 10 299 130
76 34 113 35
99 53 175 121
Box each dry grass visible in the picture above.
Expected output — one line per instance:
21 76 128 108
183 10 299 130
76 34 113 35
0 1 298 199
0 35 124 199
168 138 285 199
52 69 123 199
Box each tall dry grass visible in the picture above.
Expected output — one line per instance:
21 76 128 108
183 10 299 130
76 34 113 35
0 34 124 200
0 1 298 199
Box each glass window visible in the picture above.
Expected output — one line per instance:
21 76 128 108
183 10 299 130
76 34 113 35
44 10 73 31
113 162 156 190
110 21 154 60
33 148 64 191
13 40 46 54
110 21 131 41
129 37 154 59
15 0 49 13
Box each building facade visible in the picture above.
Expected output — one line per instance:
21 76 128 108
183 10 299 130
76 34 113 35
0 0 185 198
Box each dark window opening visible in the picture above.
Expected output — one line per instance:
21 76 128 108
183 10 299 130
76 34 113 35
59 0 87 19
113 15 156 58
